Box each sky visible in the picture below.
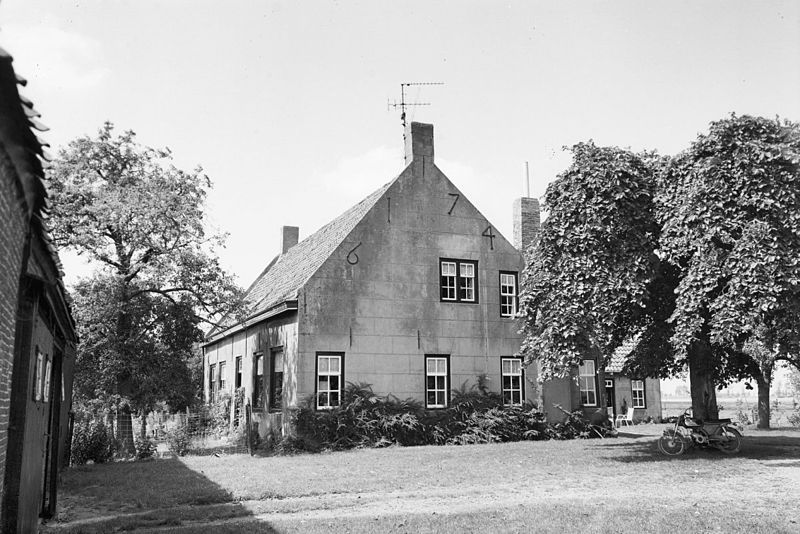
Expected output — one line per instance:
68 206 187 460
1 0 799 290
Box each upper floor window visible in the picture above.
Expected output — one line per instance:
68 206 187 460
578 359 597 406
317 353 343 410
440 259 478 303
501 357 523 406
499 272 518 317
631 379 646 408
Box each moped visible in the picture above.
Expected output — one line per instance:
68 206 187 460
658 408 742 456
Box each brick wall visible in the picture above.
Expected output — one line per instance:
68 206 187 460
0 145 28 509
513 197 540 256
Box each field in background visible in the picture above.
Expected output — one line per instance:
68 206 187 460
661 397 799 426
44 425 800 533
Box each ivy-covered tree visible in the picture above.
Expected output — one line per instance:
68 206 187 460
657 115 800 427
49 123 243 452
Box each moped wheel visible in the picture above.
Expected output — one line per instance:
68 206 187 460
717 427 742 454
658 431 685 456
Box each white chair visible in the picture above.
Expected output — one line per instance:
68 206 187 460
615 407 635 427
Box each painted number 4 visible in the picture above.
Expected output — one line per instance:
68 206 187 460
482 225 496 250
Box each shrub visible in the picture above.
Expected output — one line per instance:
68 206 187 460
288 379 550 453
166 424 192 456
135 435 156 460
788 400 800 428
71 419 116 465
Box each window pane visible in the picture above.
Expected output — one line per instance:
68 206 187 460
318 376 329 390
442 262 456 276
319 357 329 374
436 376 445 390
318 392 328 407
511 360 521 374
330 357 340 373
502 360 511 374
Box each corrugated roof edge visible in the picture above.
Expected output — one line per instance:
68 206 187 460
0 47 77 342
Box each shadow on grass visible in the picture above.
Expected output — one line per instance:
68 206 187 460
595 433 800 463
44 457 280 533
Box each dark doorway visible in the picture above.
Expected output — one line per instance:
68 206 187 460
605 378 616 419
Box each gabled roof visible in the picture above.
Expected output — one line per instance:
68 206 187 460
208 177 396 338
606 335 640 374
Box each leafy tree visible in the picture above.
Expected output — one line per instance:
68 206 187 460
520 115 800 423
49 123 243 452
657 115 800 427
518 142 664 412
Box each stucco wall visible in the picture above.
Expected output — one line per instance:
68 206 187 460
297 155 533 407
203 314 298 436
611 376 662 422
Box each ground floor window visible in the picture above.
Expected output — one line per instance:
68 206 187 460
317 353 342 410
578 359 597 406
218 361 227 392
425 355 449 408
209 363 217 403
270 348 284 412
253 352 265 409
631 379 646 408
501 357 523 405
235 356 242 389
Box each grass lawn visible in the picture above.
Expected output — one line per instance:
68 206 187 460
43 425 800 533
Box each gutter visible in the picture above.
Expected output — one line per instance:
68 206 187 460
201 300 298 346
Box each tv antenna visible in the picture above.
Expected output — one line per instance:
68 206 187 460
387 82 444 129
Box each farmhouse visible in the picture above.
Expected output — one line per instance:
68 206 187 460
202 122 661 436
0 48 77 532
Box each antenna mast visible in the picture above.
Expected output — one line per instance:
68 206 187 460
387 82 444 129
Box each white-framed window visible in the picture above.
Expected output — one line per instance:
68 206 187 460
317 353 342 410
631 379 646 408
499 272 518 317
440 259 478 303
578 359 597 406
459 262 475 301
218 361 227 392
425 355 449 408
441 261 457 300
501 357 523 406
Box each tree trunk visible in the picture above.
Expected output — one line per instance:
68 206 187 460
140 412 148 441
688 341 718 420
756 375 770 429
116 407 135 456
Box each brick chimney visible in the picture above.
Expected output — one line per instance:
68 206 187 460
280 225 299 254
513 197 540 257
404 122 434 165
